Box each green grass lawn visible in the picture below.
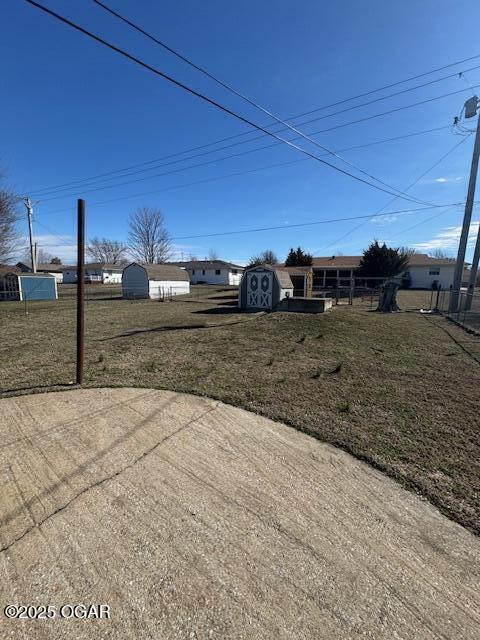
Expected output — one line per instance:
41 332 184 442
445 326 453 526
1 285 480 534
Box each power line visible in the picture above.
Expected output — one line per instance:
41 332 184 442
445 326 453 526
320 134 472 250
30 125 450 198
170 204 463 241
93 0 480 122
24 0 432 207
32 126 451 201
27 74 480 198
36 139 459 220
35 126 457 204
93 0 480 206
27 203 465 248
29 71 480 199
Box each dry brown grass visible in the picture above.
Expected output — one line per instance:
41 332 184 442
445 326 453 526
1 285 480 533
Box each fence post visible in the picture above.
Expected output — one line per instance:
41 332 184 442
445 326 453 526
76 199 85 385
435 285 441 312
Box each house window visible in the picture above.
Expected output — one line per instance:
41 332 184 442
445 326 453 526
202 269 206 275
215 269 221 275
192 269 195 275
232 269 237 274
429 268 440 275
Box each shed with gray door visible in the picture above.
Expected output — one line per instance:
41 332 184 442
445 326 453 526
238 265 293 310
122 263 190 299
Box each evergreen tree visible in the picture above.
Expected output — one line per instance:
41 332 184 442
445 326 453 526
357 241 409 278
285 246 313 266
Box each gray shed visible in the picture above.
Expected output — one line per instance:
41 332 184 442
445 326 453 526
238 265 293 310
122 263 190 299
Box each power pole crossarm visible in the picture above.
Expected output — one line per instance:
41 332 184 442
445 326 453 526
450 97 480 312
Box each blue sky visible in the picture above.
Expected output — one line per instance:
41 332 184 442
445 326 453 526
2 0 480 264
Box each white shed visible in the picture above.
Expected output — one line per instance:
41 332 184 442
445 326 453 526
122 263 190 299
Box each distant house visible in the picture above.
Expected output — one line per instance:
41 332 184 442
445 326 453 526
122 263 190 299
0 265 57 301
60 263 124 284
16 261 64 283
301 254 464 290
170 260 244 285
238 265 293 310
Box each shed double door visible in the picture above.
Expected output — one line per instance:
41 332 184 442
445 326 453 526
246 272 273 309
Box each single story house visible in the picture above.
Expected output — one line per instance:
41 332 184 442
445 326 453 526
170 260 244 285
0 267 57 301
295 254 466 291
16 261 64 283
122 263 190 299
238 265 293 310
60 263 124 284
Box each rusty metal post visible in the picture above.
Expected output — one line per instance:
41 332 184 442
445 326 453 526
76 199 85 385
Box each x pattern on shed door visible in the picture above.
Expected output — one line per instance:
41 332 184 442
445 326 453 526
247 272 273 308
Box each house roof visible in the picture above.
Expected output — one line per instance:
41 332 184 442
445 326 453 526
283 266 313 275
310 254 459 269
0 264 21 277
244 264 293 289
36 263 64 272
16 261 64 273
311 256 362 268
406 253 457 266
125 263 190 282
59 263 124 271
170 259 244 270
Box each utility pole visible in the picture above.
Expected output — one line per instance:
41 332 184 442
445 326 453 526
24 197 36 273
465 101 480 310
76 199 86 385
466 223 480 310
450 96 480 312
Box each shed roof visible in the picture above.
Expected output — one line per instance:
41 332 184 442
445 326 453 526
19 272 56 278
244 264 293 289
125 263 190 281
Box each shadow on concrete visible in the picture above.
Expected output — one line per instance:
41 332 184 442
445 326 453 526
0 382 75 397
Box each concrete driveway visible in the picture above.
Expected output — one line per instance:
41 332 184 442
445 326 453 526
0 388 479 639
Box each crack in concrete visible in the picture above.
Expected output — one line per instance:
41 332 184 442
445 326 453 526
0 401 220 554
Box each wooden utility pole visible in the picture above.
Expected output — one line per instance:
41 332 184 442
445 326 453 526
24 197 37 273
76 199 85 385
450 96 480 312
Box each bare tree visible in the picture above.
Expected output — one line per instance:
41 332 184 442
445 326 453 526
398 246 418 256
87 236 128 264
20 247 53 266
429 248 455 260
208 248 220 260
0 185 20 263
128 207 172 263
188 253 198 261
36 248 53 264
247 249 278 267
